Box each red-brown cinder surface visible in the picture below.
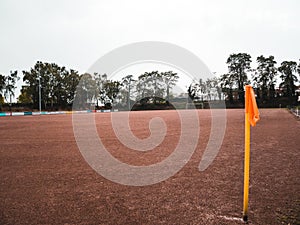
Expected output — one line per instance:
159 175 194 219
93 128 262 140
0 109 299 224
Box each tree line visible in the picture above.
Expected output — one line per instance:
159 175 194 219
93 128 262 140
0 61 180 110
0 53 299 111
74 70 179 110
188 53 300 106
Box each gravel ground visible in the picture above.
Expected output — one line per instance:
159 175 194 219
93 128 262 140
0 109 299 225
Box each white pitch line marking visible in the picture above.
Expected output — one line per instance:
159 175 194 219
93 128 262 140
219 215 244 222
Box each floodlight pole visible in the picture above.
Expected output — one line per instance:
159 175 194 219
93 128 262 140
127 75 134 111
9 71 12 116
128 79 131 111
38 74 41 113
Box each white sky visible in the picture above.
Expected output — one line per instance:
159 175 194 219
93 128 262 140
0 0 299 100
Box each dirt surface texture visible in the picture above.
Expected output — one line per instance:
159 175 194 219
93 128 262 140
0 109 299 225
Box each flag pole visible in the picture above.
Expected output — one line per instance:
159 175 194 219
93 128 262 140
242 85 260 222
243 111 251 222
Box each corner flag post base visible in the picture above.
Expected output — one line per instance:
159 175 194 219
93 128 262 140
243 214 248 223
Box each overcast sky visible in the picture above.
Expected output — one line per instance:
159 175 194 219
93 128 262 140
1 0 299 99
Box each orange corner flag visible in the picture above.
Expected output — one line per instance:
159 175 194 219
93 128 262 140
245 85 260 126
243 85 260 222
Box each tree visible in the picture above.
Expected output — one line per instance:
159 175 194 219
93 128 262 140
0 74 5 92
136 73 148 100
253 55 277 101
23 61 80 110
76 73 97 108
220 73 234 103
226 53 252 102
0 95 4 106
209 76 223 100
278 61 298 97
23 61 41 108
198 78 207 101
2 71 19 109
161 71 179 102
297 59 300 77
17 86 32 104
145 71 164 102
187 81 199 102
45 63 64 108
187 76 222 103
121 75 136 110
101 80 121 107
63 69 80 105
94 73 107 107
136 71 164 102
0 74 5 108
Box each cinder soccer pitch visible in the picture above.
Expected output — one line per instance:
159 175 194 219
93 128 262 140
0 109 299 224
